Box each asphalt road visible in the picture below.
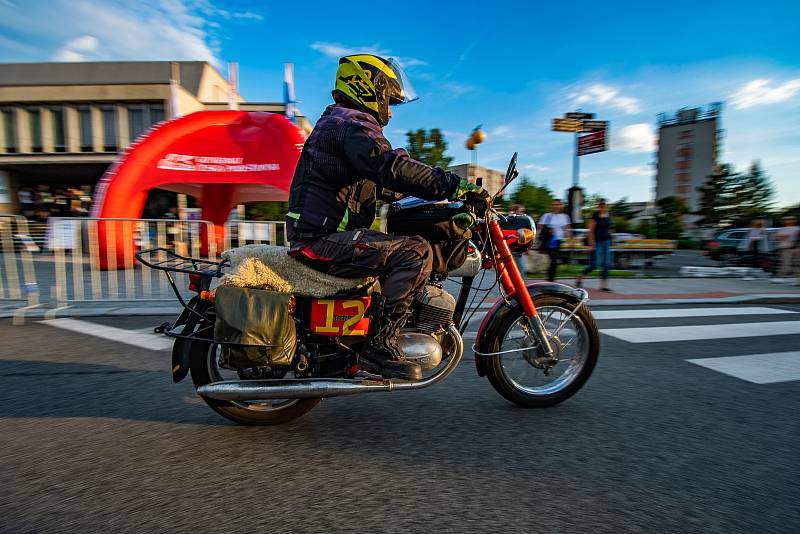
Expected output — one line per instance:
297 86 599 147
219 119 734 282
1 304 799 533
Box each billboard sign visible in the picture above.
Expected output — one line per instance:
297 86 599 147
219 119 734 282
565 112 595 120
580 120 608 132
577 130 607 156
552 118 583 132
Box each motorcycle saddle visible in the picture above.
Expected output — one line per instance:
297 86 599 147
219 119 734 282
220 244 377 298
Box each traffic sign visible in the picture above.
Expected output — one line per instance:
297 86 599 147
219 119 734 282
577 130 607 156
581 120 608 132
565 112 595 120
552 118 582 132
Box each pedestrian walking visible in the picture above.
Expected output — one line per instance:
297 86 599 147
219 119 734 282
576 198 613 291
538 200 571 282
776 215 798 279
740 218 770 274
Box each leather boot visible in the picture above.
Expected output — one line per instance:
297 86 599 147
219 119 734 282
360 314 422 381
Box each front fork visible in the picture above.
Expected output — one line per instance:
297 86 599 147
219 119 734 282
487 219 555 357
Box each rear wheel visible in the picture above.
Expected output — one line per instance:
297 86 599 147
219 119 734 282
189 341 319 426
483 294 599 408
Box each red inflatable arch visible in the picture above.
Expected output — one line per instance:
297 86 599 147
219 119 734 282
91 111 305 268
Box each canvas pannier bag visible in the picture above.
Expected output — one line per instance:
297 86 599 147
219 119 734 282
213 286 297 367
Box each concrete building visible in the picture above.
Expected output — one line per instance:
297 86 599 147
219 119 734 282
446 163 505 197
0 61 311 214
655 104 722 217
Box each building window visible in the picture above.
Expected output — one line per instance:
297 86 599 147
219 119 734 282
127 105 147 142
101 106 117 152
51 106 66 152
78 106 93 152
1 107 16 153
150 104 165 125
128 103 166 142
28 107 43 153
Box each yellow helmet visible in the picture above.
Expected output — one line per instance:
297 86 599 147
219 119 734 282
333 54 417 126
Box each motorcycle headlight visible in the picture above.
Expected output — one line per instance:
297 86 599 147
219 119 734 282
517 228 534 245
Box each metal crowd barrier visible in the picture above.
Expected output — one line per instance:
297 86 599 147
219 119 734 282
0 214 41 323
46 217 219 313
223 220 287 250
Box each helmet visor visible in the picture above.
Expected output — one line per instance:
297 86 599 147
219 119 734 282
386 58 418 105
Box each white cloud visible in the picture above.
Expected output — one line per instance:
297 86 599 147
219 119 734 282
569 83 642 115
1 0 222 65
523 163 551 172
491 125 510 136
53 35 98 62
613 165 651 176
310 41 426 68
615 123 655 153
729 78 800 109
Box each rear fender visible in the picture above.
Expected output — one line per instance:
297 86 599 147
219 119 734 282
473 282 584 377
171 297 213 383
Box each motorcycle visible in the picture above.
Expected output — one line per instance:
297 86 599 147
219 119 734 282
136 153 599 425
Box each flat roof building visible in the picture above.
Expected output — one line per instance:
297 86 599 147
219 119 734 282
447 163 505 198
655 104 722 222
0 61 310 215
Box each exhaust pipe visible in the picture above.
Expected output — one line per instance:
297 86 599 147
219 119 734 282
197 325 463 401
197 377 394 400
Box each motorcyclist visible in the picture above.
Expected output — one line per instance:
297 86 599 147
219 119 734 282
286 54 482 381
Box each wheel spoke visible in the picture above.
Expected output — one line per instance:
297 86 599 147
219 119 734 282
498 305 589 396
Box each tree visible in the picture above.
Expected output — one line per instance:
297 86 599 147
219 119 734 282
734 160 774 222
510 178 554 217
655 196 689 239
610 197 636 220
405 128 453 168
695 164 737 227
247 201 288 221
696 161 775 229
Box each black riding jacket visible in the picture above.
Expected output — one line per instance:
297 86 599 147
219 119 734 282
286 104 460 241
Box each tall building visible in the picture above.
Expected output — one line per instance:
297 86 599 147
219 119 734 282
655 103 722 218
0 61 311 214
447 163 505 197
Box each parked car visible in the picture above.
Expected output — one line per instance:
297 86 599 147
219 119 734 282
705 227 780 272
705 228 749 262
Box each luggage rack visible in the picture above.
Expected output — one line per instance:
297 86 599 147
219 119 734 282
136 248 228 309
136 247 227 277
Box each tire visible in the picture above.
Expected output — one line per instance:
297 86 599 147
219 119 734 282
483 294 599 408
189 340 320 426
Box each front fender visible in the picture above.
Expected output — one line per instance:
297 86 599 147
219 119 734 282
473 282 584 377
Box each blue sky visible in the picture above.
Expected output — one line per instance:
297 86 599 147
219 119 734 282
1 0 799 205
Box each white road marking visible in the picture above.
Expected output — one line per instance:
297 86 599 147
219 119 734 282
687 351 800 384
45 318 173 351
602 320 800 343
593 307 796 320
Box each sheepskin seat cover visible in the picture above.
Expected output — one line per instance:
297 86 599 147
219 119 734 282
220 244 376 297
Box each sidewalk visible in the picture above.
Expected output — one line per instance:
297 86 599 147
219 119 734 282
3 277 799 321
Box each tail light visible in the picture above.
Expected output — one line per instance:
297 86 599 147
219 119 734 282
188 274 201 293
708 240 720 249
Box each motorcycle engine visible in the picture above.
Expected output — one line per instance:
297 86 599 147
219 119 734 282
413 283 456 334
391 284 457 372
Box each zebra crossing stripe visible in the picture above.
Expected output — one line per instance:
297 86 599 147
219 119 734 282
593 307 796 320
46 318 172 351
602 320 800 343
687 351 800 384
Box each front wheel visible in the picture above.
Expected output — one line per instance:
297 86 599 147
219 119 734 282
483 294 599 408
189 340 320 426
